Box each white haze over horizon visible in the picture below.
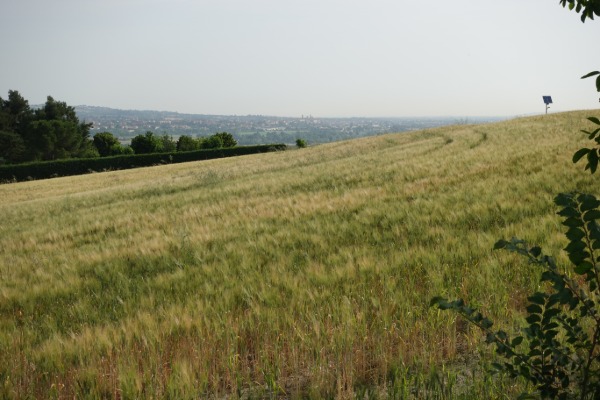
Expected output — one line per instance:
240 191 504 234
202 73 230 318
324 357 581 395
1 0 599 118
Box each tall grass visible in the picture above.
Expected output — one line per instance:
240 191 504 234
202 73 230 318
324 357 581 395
0 111 598 398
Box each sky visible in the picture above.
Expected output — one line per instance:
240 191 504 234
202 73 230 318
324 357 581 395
1 0 599 118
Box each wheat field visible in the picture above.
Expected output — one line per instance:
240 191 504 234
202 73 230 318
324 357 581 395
0 111 598 398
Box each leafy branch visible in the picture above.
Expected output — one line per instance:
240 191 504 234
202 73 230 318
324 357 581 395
559 0 600 22
432 194 600 398
572 72 600 173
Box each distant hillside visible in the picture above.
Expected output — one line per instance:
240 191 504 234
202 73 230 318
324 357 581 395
74 105 508 145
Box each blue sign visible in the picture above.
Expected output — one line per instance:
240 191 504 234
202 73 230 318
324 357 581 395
543 96 553 105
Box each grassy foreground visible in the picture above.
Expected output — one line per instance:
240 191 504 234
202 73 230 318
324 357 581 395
0 111 598 399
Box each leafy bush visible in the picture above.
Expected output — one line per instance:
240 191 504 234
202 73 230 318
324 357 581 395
211 132 237 148
572 71 600 173
203 134 223 149
93 132 125 157
130 131 162 154
296 138 307 148
176 135 200 152
160 134 177 152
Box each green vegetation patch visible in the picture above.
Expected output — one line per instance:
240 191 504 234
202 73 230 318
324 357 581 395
0 144 287 183
0 111 598 398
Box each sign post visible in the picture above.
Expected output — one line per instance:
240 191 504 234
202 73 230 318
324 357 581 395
543 96 553 114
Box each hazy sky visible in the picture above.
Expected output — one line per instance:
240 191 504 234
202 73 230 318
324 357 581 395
1 0 599 117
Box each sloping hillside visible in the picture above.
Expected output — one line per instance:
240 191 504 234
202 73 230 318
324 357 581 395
0 110 598 398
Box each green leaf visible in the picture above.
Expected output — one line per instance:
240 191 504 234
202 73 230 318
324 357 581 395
526 304 543 314
563 217 584 228
574 261 594 274
558 206 579 218
541 270 555 282
555 193 575 208
569 297 580 310
491 362 504 371
543 308 561 320
558 288 575 302
587 116 600 125
568 251 589 266
565 239 586 253
494 239 508 250
581 71 600 79
544 329 559 340
480 318 493 330
545 322 559 330
526 314 541 324
529 246 541 257
587 150 599 174
566 227 586 241
430 296 449 308
529 349 542 357
527 292 546 305
548 292 562 307
511 336 523 347
579 193 600 211
557 288 573 305
584 209 600 221
588 127 600 139
573 148 591 163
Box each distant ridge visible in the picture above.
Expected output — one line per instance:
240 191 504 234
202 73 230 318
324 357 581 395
72 105 509 146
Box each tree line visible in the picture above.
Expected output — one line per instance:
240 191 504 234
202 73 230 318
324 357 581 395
0 90 237 164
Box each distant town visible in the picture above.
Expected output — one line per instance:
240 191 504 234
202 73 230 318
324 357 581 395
75 106 508 146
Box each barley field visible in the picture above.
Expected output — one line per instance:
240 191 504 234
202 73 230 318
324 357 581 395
0 111 598 399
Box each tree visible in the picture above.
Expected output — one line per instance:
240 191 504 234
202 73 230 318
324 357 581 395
35 96 77 122
93 132 123 157
121 145 134 155
197 132 237 150
159 134 176 152
0 130 26 164
23 96 94 161
202 134 223 149
26 120 83 160
0 91 31 163
0 92 95 162
130 131 162 154
212 132 237 148
176 135 200 152
34 96 93 142
0 90 32 134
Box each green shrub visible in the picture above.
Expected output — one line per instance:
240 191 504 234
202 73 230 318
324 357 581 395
0 144 287 183
432 193 600 398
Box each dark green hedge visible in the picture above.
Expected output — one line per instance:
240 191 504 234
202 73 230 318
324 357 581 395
0 144 287 183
